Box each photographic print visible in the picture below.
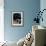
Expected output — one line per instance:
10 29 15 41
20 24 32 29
12 11 24 26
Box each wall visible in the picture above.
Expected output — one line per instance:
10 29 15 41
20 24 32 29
4 0 40 42
40 0 46 27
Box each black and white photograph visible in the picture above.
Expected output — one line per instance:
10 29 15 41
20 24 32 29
12 11 23 26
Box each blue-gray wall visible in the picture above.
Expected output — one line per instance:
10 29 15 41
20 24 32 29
40 0 46 27
4 0 40 42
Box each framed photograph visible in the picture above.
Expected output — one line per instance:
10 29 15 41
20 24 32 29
12 11 24 26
